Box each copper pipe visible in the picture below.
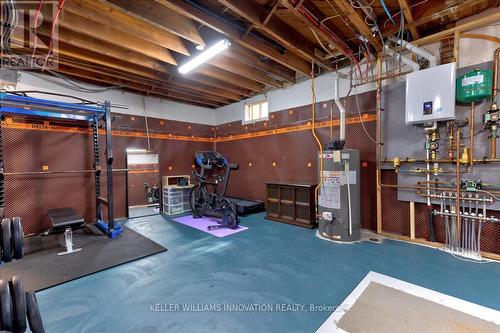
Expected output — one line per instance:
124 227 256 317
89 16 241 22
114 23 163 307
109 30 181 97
376 56 383 233
492 137 497 159
455 127 461 243
470 102 475 166
380 183 500 195
492 47 499 105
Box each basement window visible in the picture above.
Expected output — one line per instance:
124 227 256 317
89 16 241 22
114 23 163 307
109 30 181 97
244 100 269 124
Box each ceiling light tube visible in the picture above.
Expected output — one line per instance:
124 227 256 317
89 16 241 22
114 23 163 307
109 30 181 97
178 39 231 74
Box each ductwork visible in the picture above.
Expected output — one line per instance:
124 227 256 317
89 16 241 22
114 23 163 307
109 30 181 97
334 74 346 141
389 36 439 67
384 45 420 72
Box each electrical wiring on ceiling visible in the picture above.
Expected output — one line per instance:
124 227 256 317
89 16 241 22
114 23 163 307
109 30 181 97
42 0 66 70
288 0 364 81
1 0 19 55
380 0 396 25
31 0 45 63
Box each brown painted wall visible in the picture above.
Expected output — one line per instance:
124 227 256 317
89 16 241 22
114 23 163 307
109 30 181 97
3 113 212 235
216 91 378 231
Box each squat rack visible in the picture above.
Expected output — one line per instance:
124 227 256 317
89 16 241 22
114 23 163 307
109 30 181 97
0 92 122 239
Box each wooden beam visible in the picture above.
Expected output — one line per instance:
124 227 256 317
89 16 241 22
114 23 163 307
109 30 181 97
196 65 266 93
327 0 382 51
100 0 205 46
262 1 280 26
64 0 190 55
278 0 352 60
187 74 253 97
208 55 283 88
225 46 295 83
397 0 419 39
28 24 171 74
383 0 495 38
55 67 223 107
10 28 168 80
157 0 312 75
412 9 500 45
217 0 331 67
17 4 177 65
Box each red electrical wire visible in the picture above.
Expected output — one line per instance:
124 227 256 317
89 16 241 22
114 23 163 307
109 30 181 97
42 0 66 70
289 0 363 81
31 0 44 64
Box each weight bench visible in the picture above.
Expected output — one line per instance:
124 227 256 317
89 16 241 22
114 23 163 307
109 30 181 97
47 208 85 233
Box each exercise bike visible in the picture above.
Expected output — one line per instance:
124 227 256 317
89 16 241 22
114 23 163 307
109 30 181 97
190 151 240 230
144 183 160 204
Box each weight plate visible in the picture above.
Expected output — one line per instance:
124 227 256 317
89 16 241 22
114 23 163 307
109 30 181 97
10 276 27 332
0 279 13 331
11 218 23 260
1 219 12 263
26 292 45 333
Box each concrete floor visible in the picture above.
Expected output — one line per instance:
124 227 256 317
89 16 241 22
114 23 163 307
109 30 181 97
36 213 500 333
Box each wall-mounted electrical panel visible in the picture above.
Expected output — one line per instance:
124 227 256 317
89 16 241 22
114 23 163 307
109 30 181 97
405 62 456 124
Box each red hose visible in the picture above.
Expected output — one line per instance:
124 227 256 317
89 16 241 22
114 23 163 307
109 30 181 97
290 0 363 80
31 0 44 62
42 0 66 70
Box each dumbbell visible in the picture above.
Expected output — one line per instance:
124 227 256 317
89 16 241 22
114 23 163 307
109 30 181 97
1 217 24 263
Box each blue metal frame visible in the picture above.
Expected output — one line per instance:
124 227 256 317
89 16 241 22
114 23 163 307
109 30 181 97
0 92 122 239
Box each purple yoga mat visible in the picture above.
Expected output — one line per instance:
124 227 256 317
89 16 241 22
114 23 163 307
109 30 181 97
172 215 248 237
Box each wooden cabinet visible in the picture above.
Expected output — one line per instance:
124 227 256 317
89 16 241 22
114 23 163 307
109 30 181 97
265 181 317 228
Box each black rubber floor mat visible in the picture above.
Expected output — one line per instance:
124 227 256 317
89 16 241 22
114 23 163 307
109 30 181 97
0 226 166 292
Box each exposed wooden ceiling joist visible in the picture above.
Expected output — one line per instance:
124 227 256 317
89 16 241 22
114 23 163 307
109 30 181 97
397 0 419 39
208 55 283 88
64 0 191 55
99 0 205 46
196 65 266 93
217 0 332 69
225 46 295 83
15 4 180 65
186 74 253 97
278 0 353 61
156 0 313 75
325 0 382 51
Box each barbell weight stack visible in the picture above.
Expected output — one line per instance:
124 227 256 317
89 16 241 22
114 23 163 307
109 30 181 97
11 218 23 260
1 219 13 263
0 279 13 331
26 292 45 333
10 276 27 333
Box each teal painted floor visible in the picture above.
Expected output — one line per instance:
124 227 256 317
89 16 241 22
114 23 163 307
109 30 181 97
36 213 500 333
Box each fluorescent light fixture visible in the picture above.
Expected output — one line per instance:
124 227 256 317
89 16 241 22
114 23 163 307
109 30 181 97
126 148 147 153
178 39 230 74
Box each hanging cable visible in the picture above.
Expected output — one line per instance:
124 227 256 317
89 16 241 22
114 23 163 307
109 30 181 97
380 0 396 25
31 0 44 65
42 0 66 71
290 0 363 81
143 96 151 150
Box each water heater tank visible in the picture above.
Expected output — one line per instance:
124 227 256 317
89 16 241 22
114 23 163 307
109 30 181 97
405 62 456 125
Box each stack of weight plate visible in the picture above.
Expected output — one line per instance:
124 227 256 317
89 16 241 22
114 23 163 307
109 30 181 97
1 217 24 263
1 219 44 332
0 276 44 332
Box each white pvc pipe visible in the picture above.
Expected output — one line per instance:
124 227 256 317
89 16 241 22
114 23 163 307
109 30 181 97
384 46 420 72
334 74 346 141
389 36 438 67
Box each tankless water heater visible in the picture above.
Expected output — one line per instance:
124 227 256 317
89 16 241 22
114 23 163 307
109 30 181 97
405 62 456 124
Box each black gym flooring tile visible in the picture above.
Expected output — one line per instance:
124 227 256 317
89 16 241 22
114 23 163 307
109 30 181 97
0 226 166 291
